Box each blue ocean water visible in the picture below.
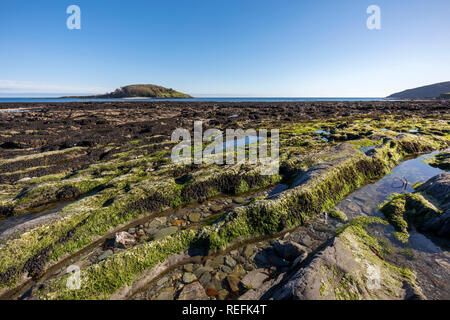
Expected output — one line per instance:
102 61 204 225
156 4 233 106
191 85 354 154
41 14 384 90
0 97 391 103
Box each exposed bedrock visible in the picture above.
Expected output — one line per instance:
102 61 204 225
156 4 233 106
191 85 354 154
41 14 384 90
33 134 441 300
262 218 424 300
380 173 450 239
415 173 450 237
204 135 438 251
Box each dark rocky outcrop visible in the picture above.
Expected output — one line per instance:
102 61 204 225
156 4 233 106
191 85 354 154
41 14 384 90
380 173 450 239
417 173 450 238
263 218 424 300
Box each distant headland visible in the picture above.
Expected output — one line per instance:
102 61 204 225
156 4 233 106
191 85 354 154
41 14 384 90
61 84 192 99
387 81 450 99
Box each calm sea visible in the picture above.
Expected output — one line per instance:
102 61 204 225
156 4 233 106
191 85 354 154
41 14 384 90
0 97 390 103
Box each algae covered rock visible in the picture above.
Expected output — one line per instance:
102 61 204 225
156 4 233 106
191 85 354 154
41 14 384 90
0 206 14 218
114 231 136 249
188 212 201 223
417 173 450 208
327 209 348 222
266 217 423 300
182 272 197 284
98 250 113 262
153 226 178 240
177 281 208 300
381 173 449 239
428 152 450 171
12 134 442 300
416 173 450 237
379 194 409 233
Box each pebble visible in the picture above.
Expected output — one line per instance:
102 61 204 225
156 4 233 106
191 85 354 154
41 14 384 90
205 256 223 269
209 205 222 213
194 266 213 278
154 291 173 300
221 265 232 274
208 277 223 291
156 217 168 225
226 275 240 292
149 217 166 228
217 289 228 300
114 231 136 249
198 272 212 286
153 226 178 240
206 288 220 297
230 250 240 257
241 270 268 289
224 255 237 268
183 263 194 272
177 282 208 300
233 197 245 204
171 219 184 226
215 271 227 281
243 245 255 258
188 212 201 223
156 276 168 286
182 272 197 284
300 234 313 247
235 255 247 264
244 263 254 271
97 250 113 262
232 264 246 276
172 271 182 281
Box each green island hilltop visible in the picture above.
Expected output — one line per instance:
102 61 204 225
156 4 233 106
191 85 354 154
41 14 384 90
62 84 192 99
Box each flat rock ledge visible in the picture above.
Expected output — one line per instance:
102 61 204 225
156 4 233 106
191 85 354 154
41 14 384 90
264 219 424 300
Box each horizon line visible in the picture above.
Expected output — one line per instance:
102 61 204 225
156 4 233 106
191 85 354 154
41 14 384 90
0 94 387 99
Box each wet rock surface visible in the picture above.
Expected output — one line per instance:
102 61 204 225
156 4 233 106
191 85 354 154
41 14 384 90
417 173 450 210
130 212 336 301
380 172 450 240
0 101 448 184
272 240 307 262
177 281 209 300
265 219 425 300
0 101 449 300
16 144 450 300
415 173 450 238
114 232 136 249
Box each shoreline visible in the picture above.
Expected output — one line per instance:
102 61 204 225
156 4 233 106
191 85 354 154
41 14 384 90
0 97 448 104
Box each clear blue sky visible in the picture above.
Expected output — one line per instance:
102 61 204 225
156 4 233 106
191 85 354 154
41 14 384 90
0 0 449 97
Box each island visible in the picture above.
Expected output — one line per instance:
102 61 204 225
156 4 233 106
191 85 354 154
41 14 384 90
62 84 192 99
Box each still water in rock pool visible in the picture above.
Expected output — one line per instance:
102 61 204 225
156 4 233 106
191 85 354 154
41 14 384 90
337 150 446 219
335 149 449 299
